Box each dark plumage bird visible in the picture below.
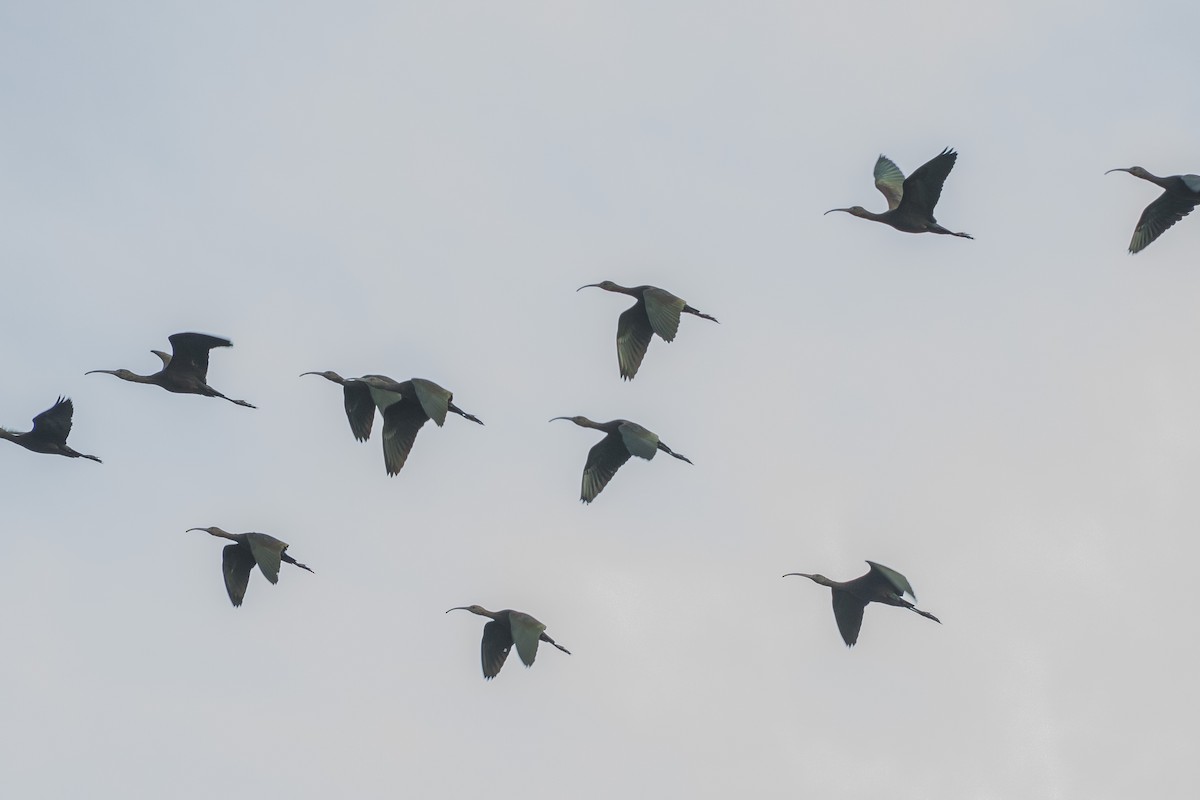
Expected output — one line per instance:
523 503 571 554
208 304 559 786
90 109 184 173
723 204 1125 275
302 372 482 475
1 397 101 463
550 415 691 502
578 281 718 380
783 561 941 647
446 605 571 680
826 148 972 238
187 526 313 607
1106 166 1200 253
87 332 255 408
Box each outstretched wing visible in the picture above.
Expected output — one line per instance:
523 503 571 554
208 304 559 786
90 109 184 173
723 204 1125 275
30 397 74 445
1129 190 1200 253
873 155 906 210
222 543 255 607
508 611 547 668
616 303 653 380
581 432 633 502
617 421 659 460
245 532 287 585
865 560 917 601
642 287 686 343
831 589 868 647
897 148 957 219
481 619 514 679
342 381 375 441
381 398 430 475
166 332 233 383
410 378 451 427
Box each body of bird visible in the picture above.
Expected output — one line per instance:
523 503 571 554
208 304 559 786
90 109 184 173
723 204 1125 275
87 332 255 408
1 397 101 463
783 561 940 647
1106 166 1200 253
302 371 483 475
187 526 313 607
550 415 691 502
447 605 571 679
578 281 718 380
826 148 972 238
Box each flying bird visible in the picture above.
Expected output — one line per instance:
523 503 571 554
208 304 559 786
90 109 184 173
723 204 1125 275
1 397 101 463
783 561 940 647
87 332 255 408
550 416 691 502
302 372 482 475
1106 166 1200 253
187 527 313 607
826 148 972 238
577 281 718 380
446 605 571 680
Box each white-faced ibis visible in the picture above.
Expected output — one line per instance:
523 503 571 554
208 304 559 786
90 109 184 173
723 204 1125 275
1 397 101 463
1105 166 1200 253
783 561 940 647
446 605 571 680
826 148 972 239
578 281 719 380
303 372 482 475
550 415 691 503
87 332 255 408
187 526 313 607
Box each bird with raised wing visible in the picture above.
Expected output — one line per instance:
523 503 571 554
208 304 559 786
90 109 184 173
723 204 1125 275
303 372 482 475
578 281 718 380
550 416 691 502
826 148 972 238
187 526 313 607
1106 166 1200 253
1 397 101 463
447 605 571 680
783 561 940 647
87 332 255 408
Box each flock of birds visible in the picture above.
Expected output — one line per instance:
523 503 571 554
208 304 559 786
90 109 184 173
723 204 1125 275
5 149 1198 677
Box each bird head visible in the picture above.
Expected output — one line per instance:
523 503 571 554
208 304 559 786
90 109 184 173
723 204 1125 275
300 370 345 383
187 526 236 541
446 605 488 616
549 415 592 428
577 280 622 293
824 206 869 218
783 572 833 588
1105 166 1147 179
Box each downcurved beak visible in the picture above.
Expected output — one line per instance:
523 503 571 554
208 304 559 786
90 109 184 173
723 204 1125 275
824 208 851 215
84 369 114 375
576 283 601 292
446 606 470 614
186 527 207 534
782 572 814 579
549 416 571 423
1105 168 1132 175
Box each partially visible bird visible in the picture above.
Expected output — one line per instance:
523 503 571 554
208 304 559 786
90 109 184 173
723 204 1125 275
550 415 691 502
302 372 482 475
446 605 571 680
826 148 972 238
1106 166 1200 253
578 281 718 380
783 561 940 647
187 526 313 607
1 397 101 463
87 332 255 408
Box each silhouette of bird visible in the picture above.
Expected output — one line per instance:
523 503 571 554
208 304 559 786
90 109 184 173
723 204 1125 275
187 527 313 607
1106 166 1200 253
302 372 482 475
783 561 940 646
550 415 691 502
1 397 101 463
826 148 972 238
447 605 571 679
87 332 255 408
578 281 718 379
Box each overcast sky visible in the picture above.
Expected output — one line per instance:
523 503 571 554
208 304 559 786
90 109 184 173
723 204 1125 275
3 2 1199 798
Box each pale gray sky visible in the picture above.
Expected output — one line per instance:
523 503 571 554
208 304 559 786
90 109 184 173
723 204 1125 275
3 2 1199 798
